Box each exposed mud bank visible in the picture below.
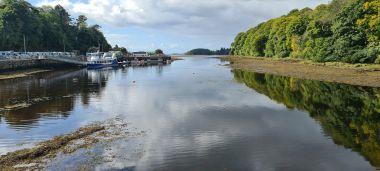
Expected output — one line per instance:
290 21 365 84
227 56 380 87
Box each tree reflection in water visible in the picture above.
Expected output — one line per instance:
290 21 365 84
233 69 380 168
0 69 112 129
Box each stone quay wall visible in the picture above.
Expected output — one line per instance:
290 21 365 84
0 59 80 71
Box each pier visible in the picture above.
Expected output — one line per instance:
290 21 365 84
0 51 172 71
0 52 87 71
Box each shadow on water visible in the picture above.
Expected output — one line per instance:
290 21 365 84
0 68 111 129
232 69 380 168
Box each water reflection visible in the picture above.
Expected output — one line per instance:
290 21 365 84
233 69 380 168
0 57 379 170
0 63 172 155
0 69 111 129
45 58 376 170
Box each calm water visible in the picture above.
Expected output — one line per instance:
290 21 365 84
0 56 379 170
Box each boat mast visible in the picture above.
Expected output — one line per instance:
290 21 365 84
23 34 26 53
97 40 101 53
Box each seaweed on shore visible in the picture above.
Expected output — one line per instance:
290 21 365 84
0 124 105 169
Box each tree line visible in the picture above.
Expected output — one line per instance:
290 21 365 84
0 0 111 54
230 0 380 64
185 48 231 55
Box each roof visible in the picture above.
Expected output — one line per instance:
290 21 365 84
132 52 148 54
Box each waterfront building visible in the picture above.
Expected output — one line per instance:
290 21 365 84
132 52 149 58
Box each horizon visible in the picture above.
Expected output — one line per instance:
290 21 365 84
29 0 330 54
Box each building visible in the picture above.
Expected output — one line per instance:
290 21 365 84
132 52 149 58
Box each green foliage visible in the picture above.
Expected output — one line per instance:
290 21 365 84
155 49 163 54
186 48 213 55
230 32 247 55
231 0 380 64
76 15 88 30
0 0 110 54
111 45 128 61
233 69 380 167
0 0 42 51
112 45 128 55
185 48 231 55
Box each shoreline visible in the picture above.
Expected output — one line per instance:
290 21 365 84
226 56 380 87
171 56 184 61
0 124 105 170
0 118 133 170
0 69 52 80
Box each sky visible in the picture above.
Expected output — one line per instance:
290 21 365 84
29 0 330 54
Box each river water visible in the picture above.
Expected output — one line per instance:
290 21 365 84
0 56 379 170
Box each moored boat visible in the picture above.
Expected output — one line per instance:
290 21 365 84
87 52 118 69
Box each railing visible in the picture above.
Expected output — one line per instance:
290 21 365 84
46 55 87 65
0 53 87 66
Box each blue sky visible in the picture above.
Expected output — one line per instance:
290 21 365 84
29 0 330 54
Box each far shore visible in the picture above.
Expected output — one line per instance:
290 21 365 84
171 56 184 60
226 56 380 88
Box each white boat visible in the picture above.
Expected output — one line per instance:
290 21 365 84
87 52 118 69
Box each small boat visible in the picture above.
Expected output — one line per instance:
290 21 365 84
87 52 118 69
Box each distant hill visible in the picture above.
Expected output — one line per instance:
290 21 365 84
185 48 213 55
185 48 231 55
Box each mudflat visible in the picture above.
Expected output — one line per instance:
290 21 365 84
0 69 51 80
0 118 133 170
226 56 380 87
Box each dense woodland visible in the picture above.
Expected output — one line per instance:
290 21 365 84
0 0 111 54
233 69 380 167
185 48 231 55
231 0 380 63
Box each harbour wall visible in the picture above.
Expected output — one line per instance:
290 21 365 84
0 59 81 71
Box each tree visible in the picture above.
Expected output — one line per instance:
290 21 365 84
0 0 111 54
185 48 231 55
0 0 42 51
112 45 128 55
76 15 87 30
87 46 99 53
155 49 163 54
215 48 231 55
230 0 379 64
185 48 213 55
331 0 369 63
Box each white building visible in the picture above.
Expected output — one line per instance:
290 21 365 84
132 52 149 58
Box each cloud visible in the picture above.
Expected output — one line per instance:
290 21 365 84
37 0 330 51
38 0 329 32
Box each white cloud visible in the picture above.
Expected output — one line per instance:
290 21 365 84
37 0 330 51
38 0 329 32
